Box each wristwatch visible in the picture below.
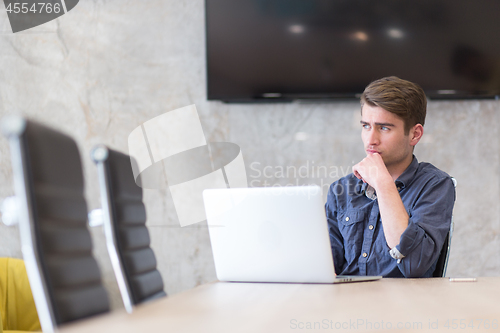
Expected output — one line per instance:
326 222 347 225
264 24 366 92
389 247 405 264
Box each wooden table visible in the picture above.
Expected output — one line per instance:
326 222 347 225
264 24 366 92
60 277 500 333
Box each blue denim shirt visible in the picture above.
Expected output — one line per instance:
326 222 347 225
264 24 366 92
325 156 456 278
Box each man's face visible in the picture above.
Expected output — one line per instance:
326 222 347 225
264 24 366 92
360 104 415 171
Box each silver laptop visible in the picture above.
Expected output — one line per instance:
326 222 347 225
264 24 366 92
203 186 381 284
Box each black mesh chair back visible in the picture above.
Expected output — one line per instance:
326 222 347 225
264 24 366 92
1 117 110 332
432 177 457 277
91 145 166 312
433 232 451 277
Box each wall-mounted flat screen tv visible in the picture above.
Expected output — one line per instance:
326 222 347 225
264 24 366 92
206 0 500 102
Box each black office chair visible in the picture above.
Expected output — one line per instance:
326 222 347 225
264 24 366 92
432 231 451 277
91 145 166 313
432 177 457 277
1 116 110 333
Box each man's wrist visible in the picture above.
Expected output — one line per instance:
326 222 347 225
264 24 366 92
373 174 396 193
389 246 405 263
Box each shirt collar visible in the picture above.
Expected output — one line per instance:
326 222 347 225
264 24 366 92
394 155 419 190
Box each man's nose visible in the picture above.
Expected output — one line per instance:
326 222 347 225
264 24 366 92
367 130 380 145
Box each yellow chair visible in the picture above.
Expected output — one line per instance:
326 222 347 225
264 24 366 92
0 258 41 332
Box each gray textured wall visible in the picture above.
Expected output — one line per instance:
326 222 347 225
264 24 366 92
0 1 499 310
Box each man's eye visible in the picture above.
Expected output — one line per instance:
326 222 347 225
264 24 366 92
362 124 370 129
381 126 389 131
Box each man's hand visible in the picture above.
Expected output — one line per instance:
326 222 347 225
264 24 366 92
352 153 393 190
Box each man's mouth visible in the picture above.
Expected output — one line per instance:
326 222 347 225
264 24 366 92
366 149 380 154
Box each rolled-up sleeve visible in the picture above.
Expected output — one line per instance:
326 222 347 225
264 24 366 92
395 176 456 277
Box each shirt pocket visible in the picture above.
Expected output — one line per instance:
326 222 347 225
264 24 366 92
338 209 366 246
339 210 365 226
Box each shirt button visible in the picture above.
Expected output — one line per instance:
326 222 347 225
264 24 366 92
397 186 401 191
345 217 350 222
362 252 368 258
368 225 374 230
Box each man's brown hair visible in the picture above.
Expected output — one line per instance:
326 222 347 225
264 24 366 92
361 76 427 134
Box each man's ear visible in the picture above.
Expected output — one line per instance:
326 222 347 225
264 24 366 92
410 124 424 146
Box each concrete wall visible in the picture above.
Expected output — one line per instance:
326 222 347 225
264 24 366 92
1 0 499 309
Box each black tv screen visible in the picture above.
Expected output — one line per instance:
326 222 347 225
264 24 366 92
206 0 500 102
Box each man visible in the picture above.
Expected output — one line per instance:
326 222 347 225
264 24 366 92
326 76 455 278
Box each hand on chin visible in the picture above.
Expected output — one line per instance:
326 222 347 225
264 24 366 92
352 153 390 189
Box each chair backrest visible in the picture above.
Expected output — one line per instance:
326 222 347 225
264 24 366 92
91 145 166 313
432 231 451 277
432 177 457 277
2 117 109 332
